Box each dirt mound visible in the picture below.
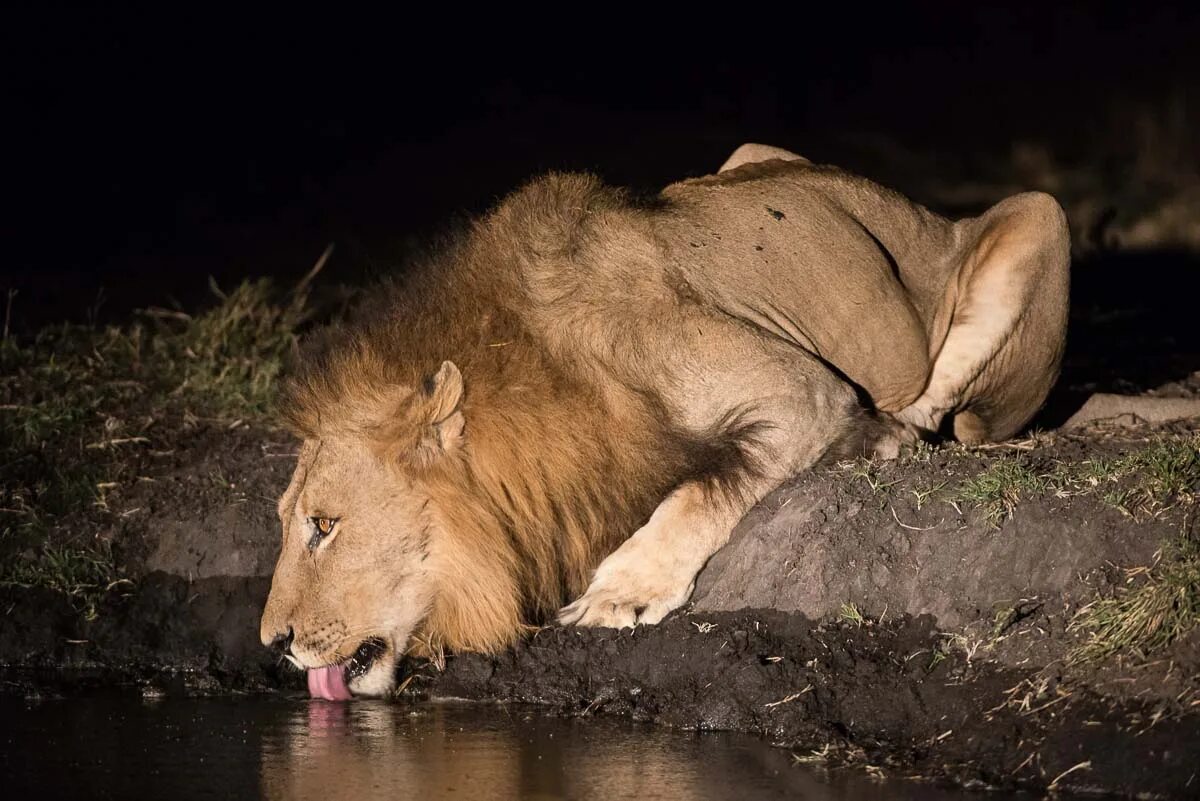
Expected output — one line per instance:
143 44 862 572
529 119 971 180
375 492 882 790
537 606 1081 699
693 433 1178 631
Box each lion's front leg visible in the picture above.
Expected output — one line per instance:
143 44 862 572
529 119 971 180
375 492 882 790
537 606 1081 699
558 482 741 628
558 406 906 629
558 319 871 630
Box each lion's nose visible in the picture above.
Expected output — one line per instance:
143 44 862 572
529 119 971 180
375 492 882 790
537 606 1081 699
268 627 295 656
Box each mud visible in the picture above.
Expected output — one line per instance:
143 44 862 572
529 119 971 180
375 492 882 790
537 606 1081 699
409 425 1200 798
0 422 295 694
424 613 1198 798
693 437 1170 630
3 418 1198 796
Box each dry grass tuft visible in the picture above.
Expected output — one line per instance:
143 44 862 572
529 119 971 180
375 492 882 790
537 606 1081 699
1071 537 1200 662
838 602 866 627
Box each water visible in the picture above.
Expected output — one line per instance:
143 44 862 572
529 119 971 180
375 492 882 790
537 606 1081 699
0 696 1024 800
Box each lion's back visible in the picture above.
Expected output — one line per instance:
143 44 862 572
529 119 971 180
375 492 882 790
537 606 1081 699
464 163 957 411
655 161 945 411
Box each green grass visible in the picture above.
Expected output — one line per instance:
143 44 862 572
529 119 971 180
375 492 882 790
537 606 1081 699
1071 537 1200 661
1076 434 1200 516
149 277 310 415
952 457 1052 525
944 433 1198 525
837 434 1197 532
1067 435 1199 660
0 278 310 612
927 642 949 671
0 542 121 621
0 278 307 436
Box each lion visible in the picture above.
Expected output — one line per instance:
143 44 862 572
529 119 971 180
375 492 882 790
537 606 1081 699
261 143 1070 699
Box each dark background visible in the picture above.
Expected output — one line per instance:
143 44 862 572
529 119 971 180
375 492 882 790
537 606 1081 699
2 4 1198 328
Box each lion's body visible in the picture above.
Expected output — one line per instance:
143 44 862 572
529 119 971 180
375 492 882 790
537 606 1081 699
659 163 946 411
262 149 1070 696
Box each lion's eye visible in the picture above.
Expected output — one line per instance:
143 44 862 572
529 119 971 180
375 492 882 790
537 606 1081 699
307 517 339 550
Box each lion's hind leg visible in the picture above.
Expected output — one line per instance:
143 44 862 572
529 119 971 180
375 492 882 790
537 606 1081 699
719 143 810 172
895 192 1070 443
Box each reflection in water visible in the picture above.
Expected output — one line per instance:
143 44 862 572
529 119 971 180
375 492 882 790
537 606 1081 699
257 701 1008 801
0 695 1025 801
261 700 719 800
261 702 525 799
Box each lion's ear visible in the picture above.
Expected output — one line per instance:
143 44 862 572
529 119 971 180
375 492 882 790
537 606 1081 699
415 361 465 462
368 361 465 468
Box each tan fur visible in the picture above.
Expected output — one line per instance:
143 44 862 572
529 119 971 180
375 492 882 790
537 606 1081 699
261 146 1070 695
264 196 696 668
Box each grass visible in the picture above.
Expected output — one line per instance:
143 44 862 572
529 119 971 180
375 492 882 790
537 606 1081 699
908 481 945 511
147 277 310 415
0 542 123 621
927 642 949 671
0 277 310 613
838 602 866 627
1071 537 1200 661
942 433 1198 525
1076 434 1200 516
845 459 898 495
1066 435 1199 660
834 433 1197 539
914 433 1199 662
1 278 308 433
951 457 1051 526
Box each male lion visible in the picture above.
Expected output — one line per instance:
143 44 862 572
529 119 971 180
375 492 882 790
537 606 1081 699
261 144 1069 699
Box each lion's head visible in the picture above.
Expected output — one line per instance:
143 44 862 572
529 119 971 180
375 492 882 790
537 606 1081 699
261 434 432 697
260 359 532 698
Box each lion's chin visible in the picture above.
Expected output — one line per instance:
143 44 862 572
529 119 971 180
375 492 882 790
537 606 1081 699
346 649 398 697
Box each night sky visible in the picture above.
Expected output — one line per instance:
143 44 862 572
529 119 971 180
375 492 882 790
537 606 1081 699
3 4 1198 327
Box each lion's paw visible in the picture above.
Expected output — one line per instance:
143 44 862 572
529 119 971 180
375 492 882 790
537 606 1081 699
871 414 927 460
892 401 941 440
557 539 696 629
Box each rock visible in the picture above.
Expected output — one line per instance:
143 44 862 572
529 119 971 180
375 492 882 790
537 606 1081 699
1063 392 1200 429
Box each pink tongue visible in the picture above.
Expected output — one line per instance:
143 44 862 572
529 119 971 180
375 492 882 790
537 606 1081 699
306 664 353 701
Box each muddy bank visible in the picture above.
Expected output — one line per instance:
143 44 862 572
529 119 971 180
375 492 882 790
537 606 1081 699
3 415 1199 796
2 420 1191 683
0 574 280 694
425 612 1198 798
0 421 296 694
694 432 1181 630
